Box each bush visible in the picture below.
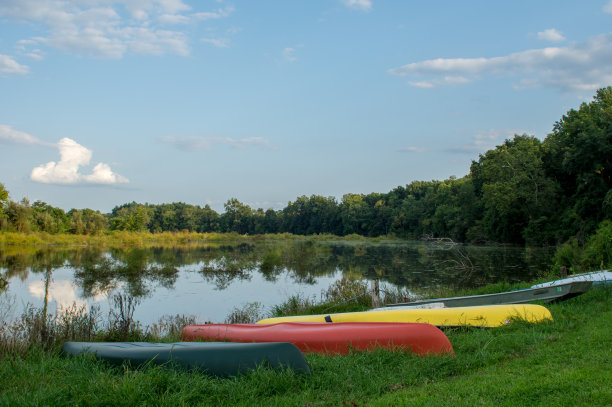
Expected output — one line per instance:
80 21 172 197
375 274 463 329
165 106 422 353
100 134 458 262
551 220 612 273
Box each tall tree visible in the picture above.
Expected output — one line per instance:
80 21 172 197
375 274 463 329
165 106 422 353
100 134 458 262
0 183 8 220
543 86 612 241
470 135 560 244
221 198 253 234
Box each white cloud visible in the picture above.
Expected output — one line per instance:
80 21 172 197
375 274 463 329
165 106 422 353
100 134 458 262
341 0 372 11
389 33 612 92
537 28 565 42
397 147 426 153
283 47 297 62
160 135 275 151
604 1 612 13
0 54 29 74
193 6 235 20
225 137 275 149
0 1 234 59
31 137 129 185
201 37 230 48
0 125 48 145
409 76 470 88
444 129 526 154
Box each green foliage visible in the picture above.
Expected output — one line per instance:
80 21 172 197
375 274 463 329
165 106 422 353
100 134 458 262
543 86 612 240
69 208 107 235
0 183 8 219
110 202 151 232
224 302 264 324
221 198 254 234
31 201 70 233
321 277 370 306
552 220 612 272
283 195 341 235
5 198 33 232
470 135 561 244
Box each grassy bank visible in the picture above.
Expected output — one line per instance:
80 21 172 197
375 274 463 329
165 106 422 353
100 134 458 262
1 284 610 406
0 231 402 249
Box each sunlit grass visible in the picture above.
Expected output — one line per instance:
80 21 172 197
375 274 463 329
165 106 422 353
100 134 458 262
0 279 610 406
0 231 404 249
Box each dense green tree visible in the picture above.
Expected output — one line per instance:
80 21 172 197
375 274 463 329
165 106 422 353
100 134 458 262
283 195 340 235
6 198 32 232
543 86 612 241
428 177 478 241
197 204 220 233
0 183 8 219
31 201 69 233
340 194 374 235
109 202 150 232
263 208 281 234
470 135 560 244
221 198 253 234
69 209 107 234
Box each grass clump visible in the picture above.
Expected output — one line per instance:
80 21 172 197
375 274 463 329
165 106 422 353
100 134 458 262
269 278 373 318
224 302 264 324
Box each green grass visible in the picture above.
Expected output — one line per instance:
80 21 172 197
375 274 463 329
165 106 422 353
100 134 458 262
0 231 404 249
1 286 610 406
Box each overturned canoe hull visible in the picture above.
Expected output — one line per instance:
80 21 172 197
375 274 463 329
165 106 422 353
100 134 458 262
62 341 310 376
382 281 592 308
182 322 454 356
257 304 553 328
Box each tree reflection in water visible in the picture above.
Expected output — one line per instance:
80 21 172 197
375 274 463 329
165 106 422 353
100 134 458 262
1 240 554 305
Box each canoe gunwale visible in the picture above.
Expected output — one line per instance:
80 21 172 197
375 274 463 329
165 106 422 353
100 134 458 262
382 281 592 308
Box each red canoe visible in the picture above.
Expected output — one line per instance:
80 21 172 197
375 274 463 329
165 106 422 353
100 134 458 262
182 322 454 356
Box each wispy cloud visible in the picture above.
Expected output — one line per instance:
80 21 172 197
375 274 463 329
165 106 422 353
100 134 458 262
604 1 612 13
397 146 426 153
0 125 51 145
31 137 129 185
0 1 235 59
282 47 297 62
341 0 372 11
0 54 29 74
389 33 612 92
443 129 525 154
159 135 275 151
537 28 565 42
201 37 230 48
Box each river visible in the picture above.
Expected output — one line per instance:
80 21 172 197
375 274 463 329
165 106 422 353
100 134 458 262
0 239 554 325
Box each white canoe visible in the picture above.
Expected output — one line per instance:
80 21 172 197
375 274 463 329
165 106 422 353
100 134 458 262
531 270 611 288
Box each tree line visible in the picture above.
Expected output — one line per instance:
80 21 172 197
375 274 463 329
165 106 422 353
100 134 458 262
1 87 611 246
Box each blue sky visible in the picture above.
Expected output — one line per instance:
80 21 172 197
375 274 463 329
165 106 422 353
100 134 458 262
2 0 612 213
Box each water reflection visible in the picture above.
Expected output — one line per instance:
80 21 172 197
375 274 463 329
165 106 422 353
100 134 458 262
1 240 554 323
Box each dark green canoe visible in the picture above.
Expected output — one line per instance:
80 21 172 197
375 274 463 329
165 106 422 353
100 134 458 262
62 341 311 376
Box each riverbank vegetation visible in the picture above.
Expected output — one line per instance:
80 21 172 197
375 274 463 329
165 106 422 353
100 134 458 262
1 280 610 406
2 88 611 252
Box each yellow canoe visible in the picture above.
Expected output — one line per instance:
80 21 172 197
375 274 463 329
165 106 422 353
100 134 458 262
257 304 553 328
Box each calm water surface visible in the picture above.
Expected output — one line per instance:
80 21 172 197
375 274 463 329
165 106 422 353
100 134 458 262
0 240 554 325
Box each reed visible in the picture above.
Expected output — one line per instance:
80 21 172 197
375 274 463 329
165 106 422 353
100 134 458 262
0 293 199 357
224 302 264 324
